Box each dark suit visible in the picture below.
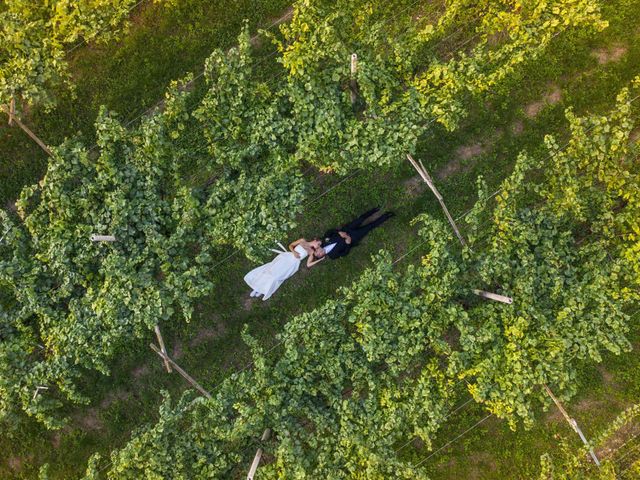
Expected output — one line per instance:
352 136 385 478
322 207 393 259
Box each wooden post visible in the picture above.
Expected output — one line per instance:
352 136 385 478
150 343 212 399
154 325 172 373
350 53 358 105
407 154 467 246
247 429 271 480
90 235 116 242
32 385 49 401
1 104 52 156
8 97 15 126
471 289 513 304
543 384 600 468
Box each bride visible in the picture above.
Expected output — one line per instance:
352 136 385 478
244 238 324 300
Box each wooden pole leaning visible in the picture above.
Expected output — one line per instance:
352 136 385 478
543 384 601 468
407 154 467 247
247 429 271 480
150 343 212 399
154 325 172 373
1 103 52 156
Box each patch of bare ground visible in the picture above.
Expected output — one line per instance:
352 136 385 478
75 408 103 431
511 119 524 136
172 340 184 360
51 431 62 449
630 127 640 144
132 364 150 380
467 451 497 479
525 85 563 118
5 199 16 213
403 174 424 197
598 365 617 388
190 323 227 348
243 296 255 311
546 396 628 425
592 44 628 65
99 389 129 409
8 455 28 472
597 417 640 460
436 131 503 181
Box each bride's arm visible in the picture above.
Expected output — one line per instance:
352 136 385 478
289 238 304 252
307 255 326 268
289 238 304 258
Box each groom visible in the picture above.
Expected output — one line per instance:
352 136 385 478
316 207 394 260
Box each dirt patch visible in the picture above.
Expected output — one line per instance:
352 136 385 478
511 119 524 136
436 157 465 180
51 431 62 449
630 127 640 144
467 451 498 479
598 365 616 388
5 200 17 213
8 456 26 471
76 408 103 431
172 341 184 360
597 417 640 460
436 137 496 180
525 85 563 118
243 296 255 310
99 389 129 409
132 364 150 380
190 323 227 348
402 175 427 197
592 44 628 65
456 142 487 161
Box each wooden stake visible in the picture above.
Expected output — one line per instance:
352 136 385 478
471 289 513 304
8 97 15 126
150 343 212 399
247 429 271 480
543 384 600 467
350 53 358 105
154 325 172 373
407 154 467 246
1 104 52 156
90 235 116 242
32 385 49 401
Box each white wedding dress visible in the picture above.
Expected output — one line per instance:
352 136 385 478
244 243 308 300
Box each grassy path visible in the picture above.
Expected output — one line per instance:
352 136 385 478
2 0 640 478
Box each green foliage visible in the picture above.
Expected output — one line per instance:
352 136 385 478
272 0 607 173
0 26 313 426
194 25 306 261
538 405 640 479
95 77 640 476
95 219 464 479
0 0 143 109
456 82 639 427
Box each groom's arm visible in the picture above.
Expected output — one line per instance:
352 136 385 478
338 231 352 244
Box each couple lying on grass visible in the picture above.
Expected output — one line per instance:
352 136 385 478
244 207 395 300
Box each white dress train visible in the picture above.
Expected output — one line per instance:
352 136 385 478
244 243 308 300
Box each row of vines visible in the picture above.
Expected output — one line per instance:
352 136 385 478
83 84 640 478
0 0 633 477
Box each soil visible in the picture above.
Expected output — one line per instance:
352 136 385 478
404 175 428 197
190 323 227 348
525 85 563 118
592 44 628 65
